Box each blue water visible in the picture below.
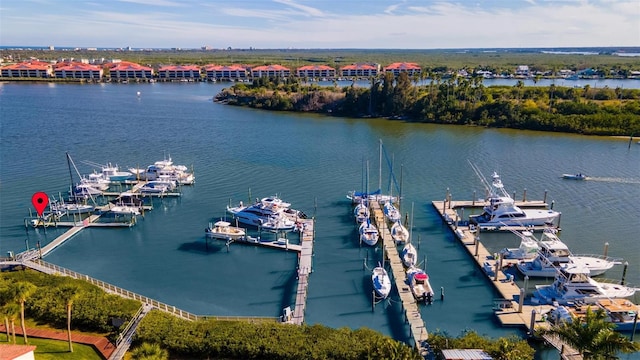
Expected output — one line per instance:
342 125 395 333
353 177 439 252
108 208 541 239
1 82 639 358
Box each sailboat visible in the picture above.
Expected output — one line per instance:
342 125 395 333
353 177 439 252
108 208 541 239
371 265 391 299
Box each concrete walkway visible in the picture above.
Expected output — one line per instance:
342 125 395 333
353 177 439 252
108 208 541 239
0 325 115 359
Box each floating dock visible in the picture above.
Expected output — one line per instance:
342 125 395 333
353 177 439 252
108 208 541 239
370 202 430 354
431 197 583 359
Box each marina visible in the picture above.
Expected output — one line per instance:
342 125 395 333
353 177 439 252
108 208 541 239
1 82 639 359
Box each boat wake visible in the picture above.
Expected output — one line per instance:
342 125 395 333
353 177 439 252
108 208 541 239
586 177 640 184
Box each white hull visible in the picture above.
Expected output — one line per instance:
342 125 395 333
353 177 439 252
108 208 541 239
359 221 379 246
372 267 391 299
205 221 246 240
401 243 418 268
391 221 410 244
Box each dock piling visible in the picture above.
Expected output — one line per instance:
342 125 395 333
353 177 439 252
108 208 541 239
524 275 529 291
621 261 628 285
523 188 527 202
603 242 609 257
518 288 524 313
440 287 444 301
543 190 548 204
529 310 536 336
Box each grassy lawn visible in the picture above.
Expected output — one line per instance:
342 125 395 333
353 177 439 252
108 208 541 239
0 336 102 360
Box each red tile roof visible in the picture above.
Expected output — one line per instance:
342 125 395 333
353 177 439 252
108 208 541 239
55 63 102 71
297 65 335 71
158 64 201 71
204 64 248 71
0 344 36 360
384 62 421 70
251 65 290 71
110 62 152 71
1 61 51 70
340 63 378 70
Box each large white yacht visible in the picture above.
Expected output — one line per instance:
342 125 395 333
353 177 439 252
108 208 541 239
469 171 560 227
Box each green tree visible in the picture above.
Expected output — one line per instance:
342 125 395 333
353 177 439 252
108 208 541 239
58 284 81 352
9 281 37 344
539 307 640 359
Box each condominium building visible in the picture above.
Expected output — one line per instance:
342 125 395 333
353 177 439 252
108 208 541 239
250 65 291 78
109 62 153 79
340 63 380 77
296 65 336 78
0 61 53 78
54 62 103 79
204 64 249 80
157 65 202 80
383 62 422 77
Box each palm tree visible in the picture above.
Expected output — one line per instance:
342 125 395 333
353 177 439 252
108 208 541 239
131 342 169 360
539 307 639 359
9 281 37 344
59 284 81 352
1 304 20 344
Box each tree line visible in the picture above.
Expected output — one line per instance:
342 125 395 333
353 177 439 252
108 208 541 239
216 74 640 136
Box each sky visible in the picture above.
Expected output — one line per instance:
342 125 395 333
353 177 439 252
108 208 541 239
1 0 639 49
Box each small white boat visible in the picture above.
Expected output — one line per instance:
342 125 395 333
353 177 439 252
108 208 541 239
532 264 638 305
130 156 195 185
347 189 398 205
260 215 296 232
548 299 640 332
562 173 588 180
138 180 177 194
109 204 141 216
359 219 379 246
226 197 302 230
205 221 246 240
383 201 401 222
371 266 391 299
353 202 370 223
390 221 410 244
406 267 434 304
100 163 133 182
401 243 418 268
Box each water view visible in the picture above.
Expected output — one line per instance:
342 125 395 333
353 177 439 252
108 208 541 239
1 81 639 358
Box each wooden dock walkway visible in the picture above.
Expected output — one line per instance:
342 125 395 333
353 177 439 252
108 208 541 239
370 202 430 354
291 218 315 325
431 199 582 359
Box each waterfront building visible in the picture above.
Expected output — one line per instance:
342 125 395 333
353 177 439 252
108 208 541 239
0 61 53 78
250 64 290 78
54 62 103 79
383 62 422 77
296 65 336 78
340 63 380 77
204 64 248 81
157 65 202 80
515 65 530 77
109 61 153 80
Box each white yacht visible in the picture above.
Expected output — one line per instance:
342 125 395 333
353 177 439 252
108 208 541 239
500 230 540 260
516 228 621 277
226 199 298 231
353 202 370 223
469 171 560 227
130 156 195 185
532 264 638 305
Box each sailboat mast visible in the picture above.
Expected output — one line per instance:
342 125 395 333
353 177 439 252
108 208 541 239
378 139 382 193
66 152 74 191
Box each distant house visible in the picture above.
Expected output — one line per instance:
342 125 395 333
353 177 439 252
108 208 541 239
54 62 103 79
441 349 493 360
109 62 153 79
515 65 530 77
157 65 201 80
0 61 52 78
250 64 290 78
340 63 380 77
296 65 336 78
204 64 249 81
0 344 37 360
383 62 422 77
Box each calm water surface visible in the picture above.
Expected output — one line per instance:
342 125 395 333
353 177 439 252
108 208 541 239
1 82 639 358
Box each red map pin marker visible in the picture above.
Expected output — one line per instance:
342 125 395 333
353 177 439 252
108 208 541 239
31 192 49 216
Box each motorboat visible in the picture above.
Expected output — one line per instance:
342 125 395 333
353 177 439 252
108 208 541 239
226 196 304 230
109 203 141 216
73 183 104 197
205 221 246 240
401 242 418 268
406 266 434 304
531 264 638 305
359 219 379 246
562 173 588 180
468 170 560 227
138 180 176 194
108 193 143 215
516 228 620 277
500 230 540 260
371 265 391 299
353 202 370 223
390 221 410 244
130 157 195 185
548 299 640 332
383 201 401 222
100 163 133 182
79 172 111 191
